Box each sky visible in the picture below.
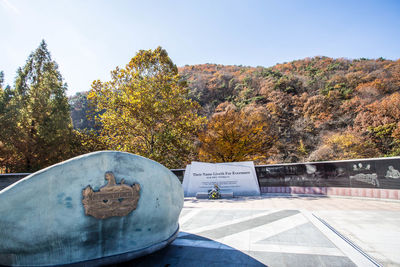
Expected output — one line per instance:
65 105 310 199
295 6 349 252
1 0 400 96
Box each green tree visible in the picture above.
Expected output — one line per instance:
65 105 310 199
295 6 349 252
0 72 20 172
88 47 205 168
0 71 3 88
69 91 96 130
2 40 73 172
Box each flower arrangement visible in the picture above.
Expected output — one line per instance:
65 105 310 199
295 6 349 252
208 184 221 199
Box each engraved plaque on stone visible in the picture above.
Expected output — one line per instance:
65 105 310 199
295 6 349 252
82 171 140 219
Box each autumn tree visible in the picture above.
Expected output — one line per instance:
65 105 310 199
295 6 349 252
307 132 379 161
198 103 276 163
88 47 205 168
176 57 400 163
354 92 400 155
69 129 108 157
0 40 73 172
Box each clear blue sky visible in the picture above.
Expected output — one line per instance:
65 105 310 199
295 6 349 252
1 0 400 95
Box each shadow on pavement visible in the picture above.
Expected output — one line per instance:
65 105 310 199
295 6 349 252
113 232 266 267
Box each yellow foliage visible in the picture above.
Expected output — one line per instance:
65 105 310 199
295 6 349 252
298 139 307 155
309 132 379 161
198 109 276 163
88 47 206 168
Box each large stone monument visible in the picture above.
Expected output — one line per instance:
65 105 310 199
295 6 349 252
182 161 260 197
0 151 183 266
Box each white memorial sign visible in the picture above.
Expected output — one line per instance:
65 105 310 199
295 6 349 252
182 161 260 197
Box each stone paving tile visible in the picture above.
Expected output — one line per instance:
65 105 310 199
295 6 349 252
248 251 356 267
179 209 191 218
182 209 266 230
257 222 336 248
315 210 400 266
195 210 299 240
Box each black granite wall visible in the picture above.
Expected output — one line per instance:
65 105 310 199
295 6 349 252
170 169 185 183
2 157 400 190
256 157 400 189
0 174 31 190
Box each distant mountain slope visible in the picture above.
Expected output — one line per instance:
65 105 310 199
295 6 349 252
70 57 400 163
179 57 399 115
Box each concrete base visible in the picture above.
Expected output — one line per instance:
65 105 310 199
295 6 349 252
221 190 234 198
196 192 209 199
196 190 234 199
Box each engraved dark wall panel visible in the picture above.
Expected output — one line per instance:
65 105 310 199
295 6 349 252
171 169 185 183
256 158 400 189
0 174 30 190
2 157 400 189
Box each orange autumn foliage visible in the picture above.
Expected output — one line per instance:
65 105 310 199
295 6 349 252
198 106 276 163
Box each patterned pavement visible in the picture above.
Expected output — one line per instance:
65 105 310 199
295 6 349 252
118 196 400 266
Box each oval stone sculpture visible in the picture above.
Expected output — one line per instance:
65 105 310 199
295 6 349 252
0 151 184 266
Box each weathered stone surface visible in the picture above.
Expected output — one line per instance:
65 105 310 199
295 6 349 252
0 151 183 266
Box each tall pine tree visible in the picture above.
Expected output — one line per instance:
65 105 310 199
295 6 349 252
0 71 20 172
9 40 73 172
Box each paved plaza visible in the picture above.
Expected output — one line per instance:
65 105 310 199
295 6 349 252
119 195 400 267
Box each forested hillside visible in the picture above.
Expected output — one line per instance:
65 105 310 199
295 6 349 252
70 56 400 165
178 57 400 163
2 42 399 172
